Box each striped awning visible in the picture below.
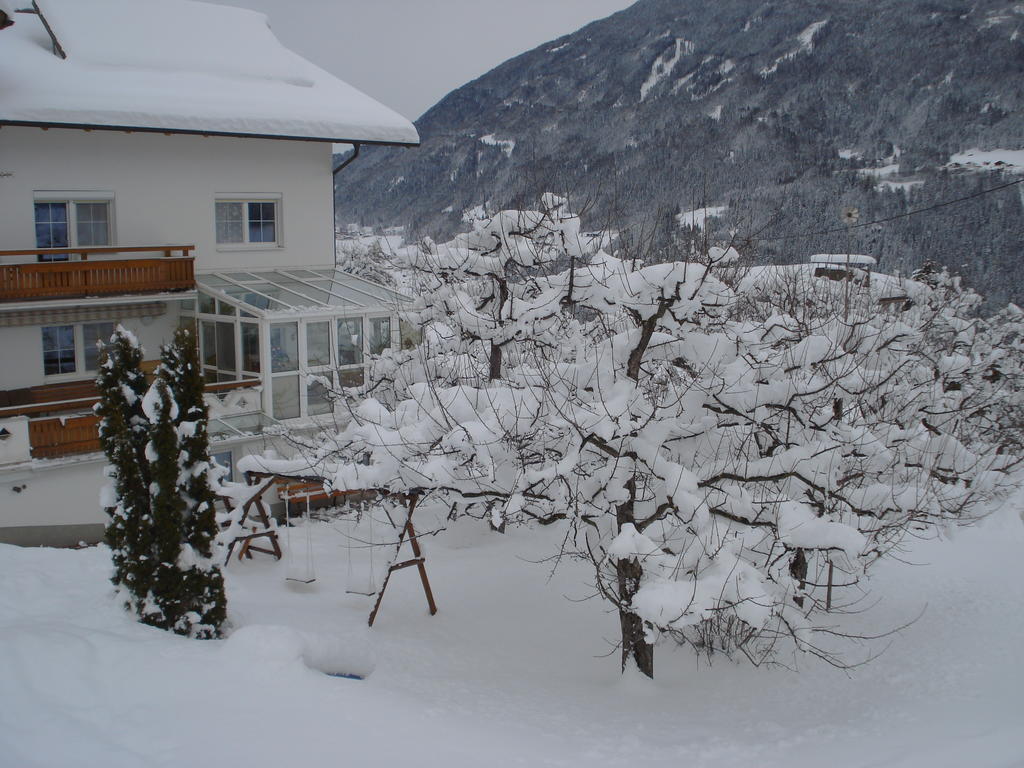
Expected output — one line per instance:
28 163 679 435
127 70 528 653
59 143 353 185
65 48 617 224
0 301 167 327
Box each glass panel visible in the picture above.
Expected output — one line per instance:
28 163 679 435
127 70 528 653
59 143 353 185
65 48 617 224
220 285 276 311
223 272 260 281
283 269 321 278
306 322 331 367
210 450 234 482
241 323 261 373
198 292 216 314
270 323 298 372
221 412 276 435
248 202 276 243
82 321 116 371
272 375 300 419
307 379 332 416
75 202 110 246
201 321 216 367
339 368 365 388
180 298 195 311
369 317 391 356
207 418 241 439
34 202 69 251
216 321 236 373
264 279 332 306
215 201 244 243
217 300 236 317
337 317 363 365
203 368 218 384
42 324 76 375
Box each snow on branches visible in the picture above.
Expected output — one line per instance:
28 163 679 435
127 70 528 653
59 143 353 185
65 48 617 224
302 198 1020 677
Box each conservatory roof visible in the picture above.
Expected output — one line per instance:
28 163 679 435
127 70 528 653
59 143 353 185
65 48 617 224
196 267 407 317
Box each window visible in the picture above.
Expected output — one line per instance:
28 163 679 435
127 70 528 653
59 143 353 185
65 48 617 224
270 323 298 373
306 322 331 367
200 320 237 382
42 325 76 375
337 317 363 366
241 323 261 374
34 203 68 249
369 317 392 356
34 196 112 257
41 321 116 376
211 450 234 483
215 199 279 246
307 380 332 416
82 322 116 371
272 375 300 419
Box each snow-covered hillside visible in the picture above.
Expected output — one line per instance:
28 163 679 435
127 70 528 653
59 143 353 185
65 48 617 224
1 498 1022 767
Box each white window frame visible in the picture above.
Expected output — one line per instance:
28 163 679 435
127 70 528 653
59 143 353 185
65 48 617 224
214 193 283 250
40 320 119 379
32 190 116 252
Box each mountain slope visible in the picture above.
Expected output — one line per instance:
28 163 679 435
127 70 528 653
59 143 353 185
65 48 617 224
335 0 1024 304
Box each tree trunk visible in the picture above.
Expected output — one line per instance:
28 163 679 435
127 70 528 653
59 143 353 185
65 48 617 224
617 555 654 678
488 343 502 382
616 477 654 678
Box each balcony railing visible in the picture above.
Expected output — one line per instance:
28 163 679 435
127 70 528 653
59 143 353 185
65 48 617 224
16 378 262 459
0 245 195 302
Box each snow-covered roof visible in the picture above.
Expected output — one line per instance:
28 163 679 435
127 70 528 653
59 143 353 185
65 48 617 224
809 254 877 266
0 0 419 145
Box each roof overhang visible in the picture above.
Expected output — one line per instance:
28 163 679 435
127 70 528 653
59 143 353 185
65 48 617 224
0 119 420 146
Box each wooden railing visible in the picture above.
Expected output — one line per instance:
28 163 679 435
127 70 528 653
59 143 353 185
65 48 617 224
28 414 101 459
2 377 261 420
0 245 195 302
20 378 262 459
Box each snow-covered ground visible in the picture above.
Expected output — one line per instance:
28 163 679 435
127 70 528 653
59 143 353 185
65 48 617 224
2 498 1023 767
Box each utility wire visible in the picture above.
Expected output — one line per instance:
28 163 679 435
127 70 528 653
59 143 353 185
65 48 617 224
744 176 1024 244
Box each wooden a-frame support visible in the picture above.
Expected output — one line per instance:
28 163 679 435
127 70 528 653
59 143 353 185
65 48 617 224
217 474 282 564
368 492 438 627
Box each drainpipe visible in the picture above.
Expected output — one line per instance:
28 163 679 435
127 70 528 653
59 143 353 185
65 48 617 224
332 143 361 264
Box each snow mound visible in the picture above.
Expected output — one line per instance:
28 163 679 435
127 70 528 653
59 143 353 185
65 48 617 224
223 624 376 678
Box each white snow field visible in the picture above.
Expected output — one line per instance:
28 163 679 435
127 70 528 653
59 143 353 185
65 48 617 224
1 498 1023 768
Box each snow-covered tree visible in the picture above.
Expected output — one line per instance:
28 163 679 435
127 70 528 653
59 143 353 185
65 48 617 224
96 327 226 638
160 327 227 637
95 327 152 608
299 199 1019 677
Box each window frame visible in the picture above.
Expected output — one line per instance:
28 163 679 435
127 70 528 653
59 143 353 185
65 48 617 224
40 320 118 379
213 194 283 250
32 191 115 256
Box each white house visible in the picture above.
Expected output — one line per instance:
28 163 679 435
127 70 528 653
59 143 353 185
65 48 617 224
0 0 419 545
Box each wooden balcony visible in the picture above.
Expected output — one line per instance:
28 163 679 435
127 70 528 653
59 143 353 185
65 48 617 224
14 378 262 459
0 245 195 303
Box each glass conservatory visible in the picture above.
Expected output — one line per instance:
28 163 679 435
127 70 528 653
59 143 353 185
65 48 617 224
180 268 406 421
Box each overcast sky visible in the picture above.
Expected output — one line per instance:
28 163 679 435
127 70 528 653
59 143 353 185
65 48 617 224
215 0 636 121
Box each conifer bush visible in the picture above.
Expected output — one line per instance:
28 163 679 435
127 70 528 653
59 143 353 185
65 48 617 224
96 326 227 638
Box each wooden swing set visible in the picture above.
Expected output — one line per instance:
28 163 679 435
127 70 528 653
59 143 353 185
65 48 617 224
217 471 437 627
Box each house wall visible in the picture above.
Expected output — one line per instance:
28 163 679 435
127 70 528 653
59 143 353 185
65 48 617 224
0 432 292 547
0 126 336 271
0 310 180 390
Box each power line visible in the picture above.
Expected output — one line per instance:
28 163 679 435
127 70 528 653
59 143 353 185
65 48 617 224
744 175 1024 244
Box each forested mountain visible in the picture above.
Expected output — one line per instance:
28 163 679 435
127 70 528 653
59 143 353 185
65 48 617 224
335 0 1024 305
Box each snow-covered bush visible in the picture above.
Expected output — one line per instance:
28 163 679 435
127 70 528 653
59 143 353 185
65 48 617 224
303 199 1019 677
